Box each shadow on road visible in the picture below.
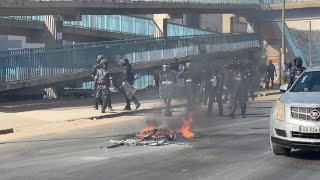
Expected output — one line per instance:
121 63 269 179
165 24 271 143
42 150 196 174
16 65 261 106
289 150 320 160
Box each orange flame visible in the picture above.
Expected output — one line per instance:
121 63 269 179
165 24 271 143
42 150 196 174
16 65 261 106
142 124 157 132
177 113 194 139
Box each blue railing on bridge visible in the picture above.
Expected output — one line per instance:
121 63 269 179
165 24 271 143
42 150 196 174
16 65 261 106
277 22 307 67
4 15 215 38
167 23 213 36
0 34 260 84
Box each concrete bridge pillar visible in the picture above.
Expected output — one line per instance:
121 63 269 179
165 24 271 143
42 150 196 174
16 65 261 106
153 14 169 38
45 15 63 48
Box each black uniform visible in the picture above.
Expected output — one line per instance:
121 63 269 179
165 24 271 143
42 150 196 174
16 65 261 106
230 63 248 118
288 66 306 88
246 64 255 101
178 65 197 111
159 71 176 116
200 65 210 105
122 63 140 110
207 68 224 116
94 68 113 113
266 63 276 89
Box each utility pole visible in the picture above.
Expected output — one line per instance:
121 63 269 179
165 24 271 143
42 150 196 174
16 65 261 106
307 21 312 66
281 0 286 85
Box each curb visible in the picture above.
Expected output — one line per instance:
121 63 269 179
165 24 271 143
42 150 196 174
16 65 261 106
0 104 186 136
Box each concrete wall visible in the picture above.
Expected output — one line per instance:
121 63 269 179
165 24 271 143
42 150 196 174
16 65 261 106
200 14 223 32
0 35 45 51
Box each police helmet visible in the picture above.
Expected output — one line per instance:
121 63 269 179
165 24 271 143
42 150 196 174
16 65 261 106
97 55 105 63
185 62 192 69
162 64 170 72
294 57 302 63
120 58 129 66
100 58 108 64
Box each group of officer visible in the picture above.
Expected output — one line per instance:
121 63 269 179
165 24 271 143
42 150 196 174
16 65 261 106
92 55 141 113
159 60 254 118
91 55 305 117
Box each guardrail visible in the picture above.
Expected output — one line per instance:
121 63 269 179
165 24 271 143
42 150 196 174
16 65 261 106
276 22 307 67
0 34 260 83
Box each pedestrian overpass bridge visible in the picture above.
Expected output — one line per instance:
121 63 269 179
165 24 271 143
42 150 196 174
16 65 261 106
0 15 214 43
1 0 320 20
0 33 260 94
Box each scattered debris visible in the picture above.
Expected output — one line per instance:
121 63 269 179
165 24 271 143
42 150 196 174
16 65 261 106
0 128 14 135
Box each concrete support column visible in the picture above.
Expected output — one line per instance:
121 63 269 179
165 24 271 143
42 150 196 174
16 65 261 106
45 15 63 48
222 14 235 34
153 14 170 38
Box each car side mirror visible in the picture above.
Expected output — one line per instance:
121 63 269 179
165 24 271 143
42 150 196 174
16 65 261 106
280 84 289 92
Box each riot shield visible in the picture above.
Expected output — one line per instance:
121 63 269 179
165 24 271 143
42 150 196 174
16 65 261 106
121 80 136 99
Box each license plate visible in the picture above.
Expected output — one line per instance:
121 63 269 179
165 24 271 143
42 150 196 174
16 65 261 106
162 81 172 85
299 126 320 133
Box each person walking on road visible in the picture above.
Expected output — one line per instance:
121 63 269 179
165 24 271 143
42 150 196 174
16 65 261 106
159 64 176 117
120 58 141 111
229 62 249 118
265 60 277 89
94 58 115 113
207 64 224 116
92 55 106 110
177 62 197 111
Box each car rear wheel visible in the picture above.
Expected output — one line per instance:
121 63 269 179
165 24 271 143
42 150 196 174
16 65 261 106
270 137 291 155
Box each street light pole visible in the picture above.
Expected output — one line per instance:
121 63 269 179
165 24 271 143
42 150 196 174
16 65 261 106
281 0 286 85
308 21 312 66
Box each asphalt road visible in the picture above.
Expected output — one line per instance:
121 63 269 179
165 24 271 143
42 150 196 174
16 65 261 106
2 98 320 180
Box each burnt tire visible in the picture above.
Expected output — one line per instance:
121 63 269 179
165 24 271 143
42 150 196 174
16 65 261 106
270 138 291 155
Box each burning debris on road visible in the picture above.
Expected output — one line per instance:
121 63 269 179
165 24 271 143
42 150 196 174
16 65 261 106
106 113 194 149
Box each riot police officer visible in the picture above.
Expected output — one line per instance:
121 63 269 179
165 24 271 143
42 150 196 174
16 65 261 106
229 62 249 118
200 63 210 105
92 55 105 110
207 64 224 116
178 62 197 111
289 57 306 88
265 60 277 89
246 62 255 101
285 61 293 84
94 58 115 113
159 64 176 116
120 58 141 111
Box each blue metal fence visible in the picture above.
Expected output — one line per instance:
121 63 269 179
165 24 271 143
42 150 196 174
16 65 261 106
5 15 215 38
277 22 307 67
0 34 260 84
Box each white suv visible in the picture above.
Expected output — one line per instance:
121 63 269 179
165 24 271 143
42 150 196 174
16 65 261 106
270 65 320 155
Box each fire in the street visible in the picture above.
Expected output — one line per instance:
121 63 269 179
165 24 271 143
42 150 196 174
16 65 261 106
177 113 194 139
141 124 157 132
136 113 195 140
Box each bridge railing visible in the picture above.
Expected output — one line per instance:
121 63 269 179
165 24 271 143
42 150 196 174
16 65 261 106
276 22 307 66
0 34 260 83
262 0 318 4
4 15 215 38
9 0 260 4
